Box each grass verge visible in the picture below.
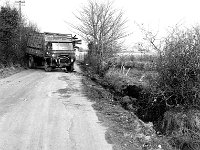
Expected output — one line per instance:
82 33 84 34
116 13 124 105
0 65 25 79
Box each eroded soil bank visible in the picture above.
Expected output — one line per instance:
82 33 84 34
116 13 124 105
81 75 168 150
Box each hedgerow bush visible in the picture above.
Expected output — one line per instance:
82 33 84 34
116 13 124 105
147 26 200 149
151 26 200 107
0 4 39 67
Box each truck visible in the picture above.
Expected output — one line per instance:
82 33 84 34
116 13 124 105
26 32 81 72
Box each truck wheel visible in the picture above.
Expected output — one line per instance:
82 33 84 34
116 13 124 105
44 61 52 72
28 56 35 69
66 65 74 72
70 64 74 72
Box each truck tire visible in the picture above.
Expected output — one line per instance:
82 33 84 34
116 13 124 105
66 65 74 72
28 56 35 69
44 61 52 72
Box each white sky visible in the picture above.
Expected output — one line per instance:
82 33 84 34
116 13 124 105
1 0 200 49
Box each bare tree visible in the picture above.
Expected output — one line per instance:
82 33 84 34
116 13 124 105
69 0 127 61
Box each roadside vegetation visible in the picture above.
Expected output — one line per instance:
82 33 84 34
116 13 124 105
76 1 200 150
0 3 39 74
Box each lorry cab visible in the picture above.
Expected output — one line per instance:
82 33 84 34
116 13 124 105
44 41 76 71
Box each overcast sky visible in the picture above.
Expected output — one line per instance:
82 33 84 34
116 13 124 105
1 0 200 49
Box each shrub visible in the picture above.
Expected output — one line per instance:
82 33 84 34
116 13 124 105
104 68 131 92
162 106 200 150
134 61 145 70
151 26 200 107
144 26 200 149
0 4 39 67
124 61 135 68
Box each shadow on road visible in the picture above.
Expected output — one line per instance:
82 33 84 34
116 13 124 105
29 66 78 73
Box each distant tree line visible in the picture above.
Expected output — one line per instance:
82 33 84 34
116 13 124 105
0 4 39 68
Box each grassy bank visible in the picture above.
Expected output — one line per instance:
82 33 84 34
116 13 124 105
81 71 170 150
79 61 173 150
0 65 25 79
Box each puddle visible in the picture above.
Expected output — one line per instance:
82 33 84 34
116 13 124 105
58 88 79 94
58 76 70 81
56 75 81 98
62 100 86 110
62 95 71 98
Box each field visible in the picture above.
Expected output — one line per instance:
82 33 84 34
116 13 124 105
106 54 158 84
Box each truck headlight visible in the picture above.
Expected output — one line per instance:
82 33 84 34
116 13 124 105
52 54 56 57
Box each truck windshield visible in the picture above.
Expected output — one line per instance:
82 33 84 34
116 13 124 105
52 43 73 50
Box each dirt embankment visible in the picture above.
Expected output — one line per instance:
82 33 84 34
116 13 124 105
81 71 169 150
0 66 25 79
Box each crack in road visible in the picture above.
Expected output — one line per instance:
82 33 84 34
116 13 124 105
69 117 77 150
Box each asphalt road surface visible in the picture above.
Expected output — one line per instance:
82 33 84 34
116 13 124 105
0 65 112 150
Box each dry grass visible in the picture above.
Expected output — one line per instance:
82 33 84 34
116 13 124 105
0 65 24 79
162 107 200 150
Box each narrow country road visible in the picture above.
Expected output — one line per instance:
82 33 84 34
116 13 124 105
0 65 112 150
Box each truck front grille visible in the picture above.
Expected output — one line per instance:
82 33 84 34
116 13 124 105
60 59 67 63
60 57 71 63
